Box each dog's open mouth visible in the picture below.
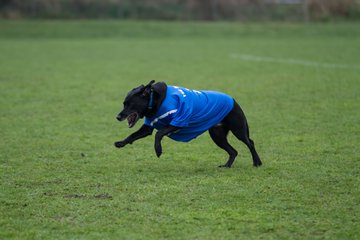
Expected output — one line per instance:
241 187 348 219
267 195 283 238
127 112 139 128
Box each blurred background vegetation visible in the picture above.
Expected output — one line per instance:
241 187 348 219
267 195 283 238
1 0 359 21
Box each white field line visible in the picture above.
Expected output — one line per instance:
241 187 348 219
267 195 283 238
230 53 360 71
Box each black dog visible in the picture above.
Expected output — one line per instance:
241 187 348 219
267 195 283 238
115 80 262 168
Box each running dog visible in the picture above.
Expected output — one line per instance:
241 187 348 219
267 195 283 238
115 80 262 168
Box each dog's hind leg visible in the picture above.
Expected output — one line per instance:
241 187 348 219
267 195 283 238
234 130 262 167
224 101 262 167
209 125 238 168
245 128 262 167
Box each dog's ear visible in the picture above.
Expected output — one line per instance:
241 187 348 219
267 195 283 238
151 81 167 98
145 80 155 89
127 85 145 98
142 80 155 97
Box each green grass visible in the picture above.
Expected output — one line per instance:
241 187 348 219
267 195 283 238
0 20 359 239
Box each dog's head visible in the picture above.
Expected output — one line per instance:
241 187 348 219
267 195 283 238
116 80 155 128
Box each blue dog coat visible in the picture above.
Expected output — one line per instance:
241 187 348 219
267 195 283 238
144 86 234 142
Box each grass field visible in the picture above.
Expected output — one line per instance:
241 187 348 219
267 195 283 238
0 20 359 239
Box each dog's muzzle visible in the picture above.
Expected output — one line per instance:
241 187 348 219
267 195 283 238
116 114 125 121
116 112 139 128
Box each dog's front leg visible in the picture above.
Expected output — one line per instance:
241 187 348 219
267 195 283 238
154 125 179 158
115 124 153 148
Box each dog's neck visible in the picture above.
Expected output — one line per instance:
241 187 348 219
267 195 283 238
148 91 154 110
144 82 167 118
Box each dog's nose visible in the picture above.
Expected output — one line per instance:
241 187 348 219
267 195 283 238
116 115 122 121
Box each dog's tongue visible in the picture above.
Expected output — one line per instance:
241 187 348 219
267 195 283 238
127 113 137 128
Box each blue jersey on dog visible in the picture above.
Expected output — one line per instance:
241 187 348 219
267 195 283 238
144 86 234 142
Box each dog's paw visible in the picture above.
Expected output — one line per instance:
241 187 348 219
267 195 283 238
114 141 126 148
253 161 262 167
155 144 162 158
155 146 162 157
253 159 262 167
155 148 162 158
218 164 231 168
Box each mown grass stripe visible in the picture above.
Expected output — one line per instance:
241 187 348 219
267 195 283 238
230 53 360 71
